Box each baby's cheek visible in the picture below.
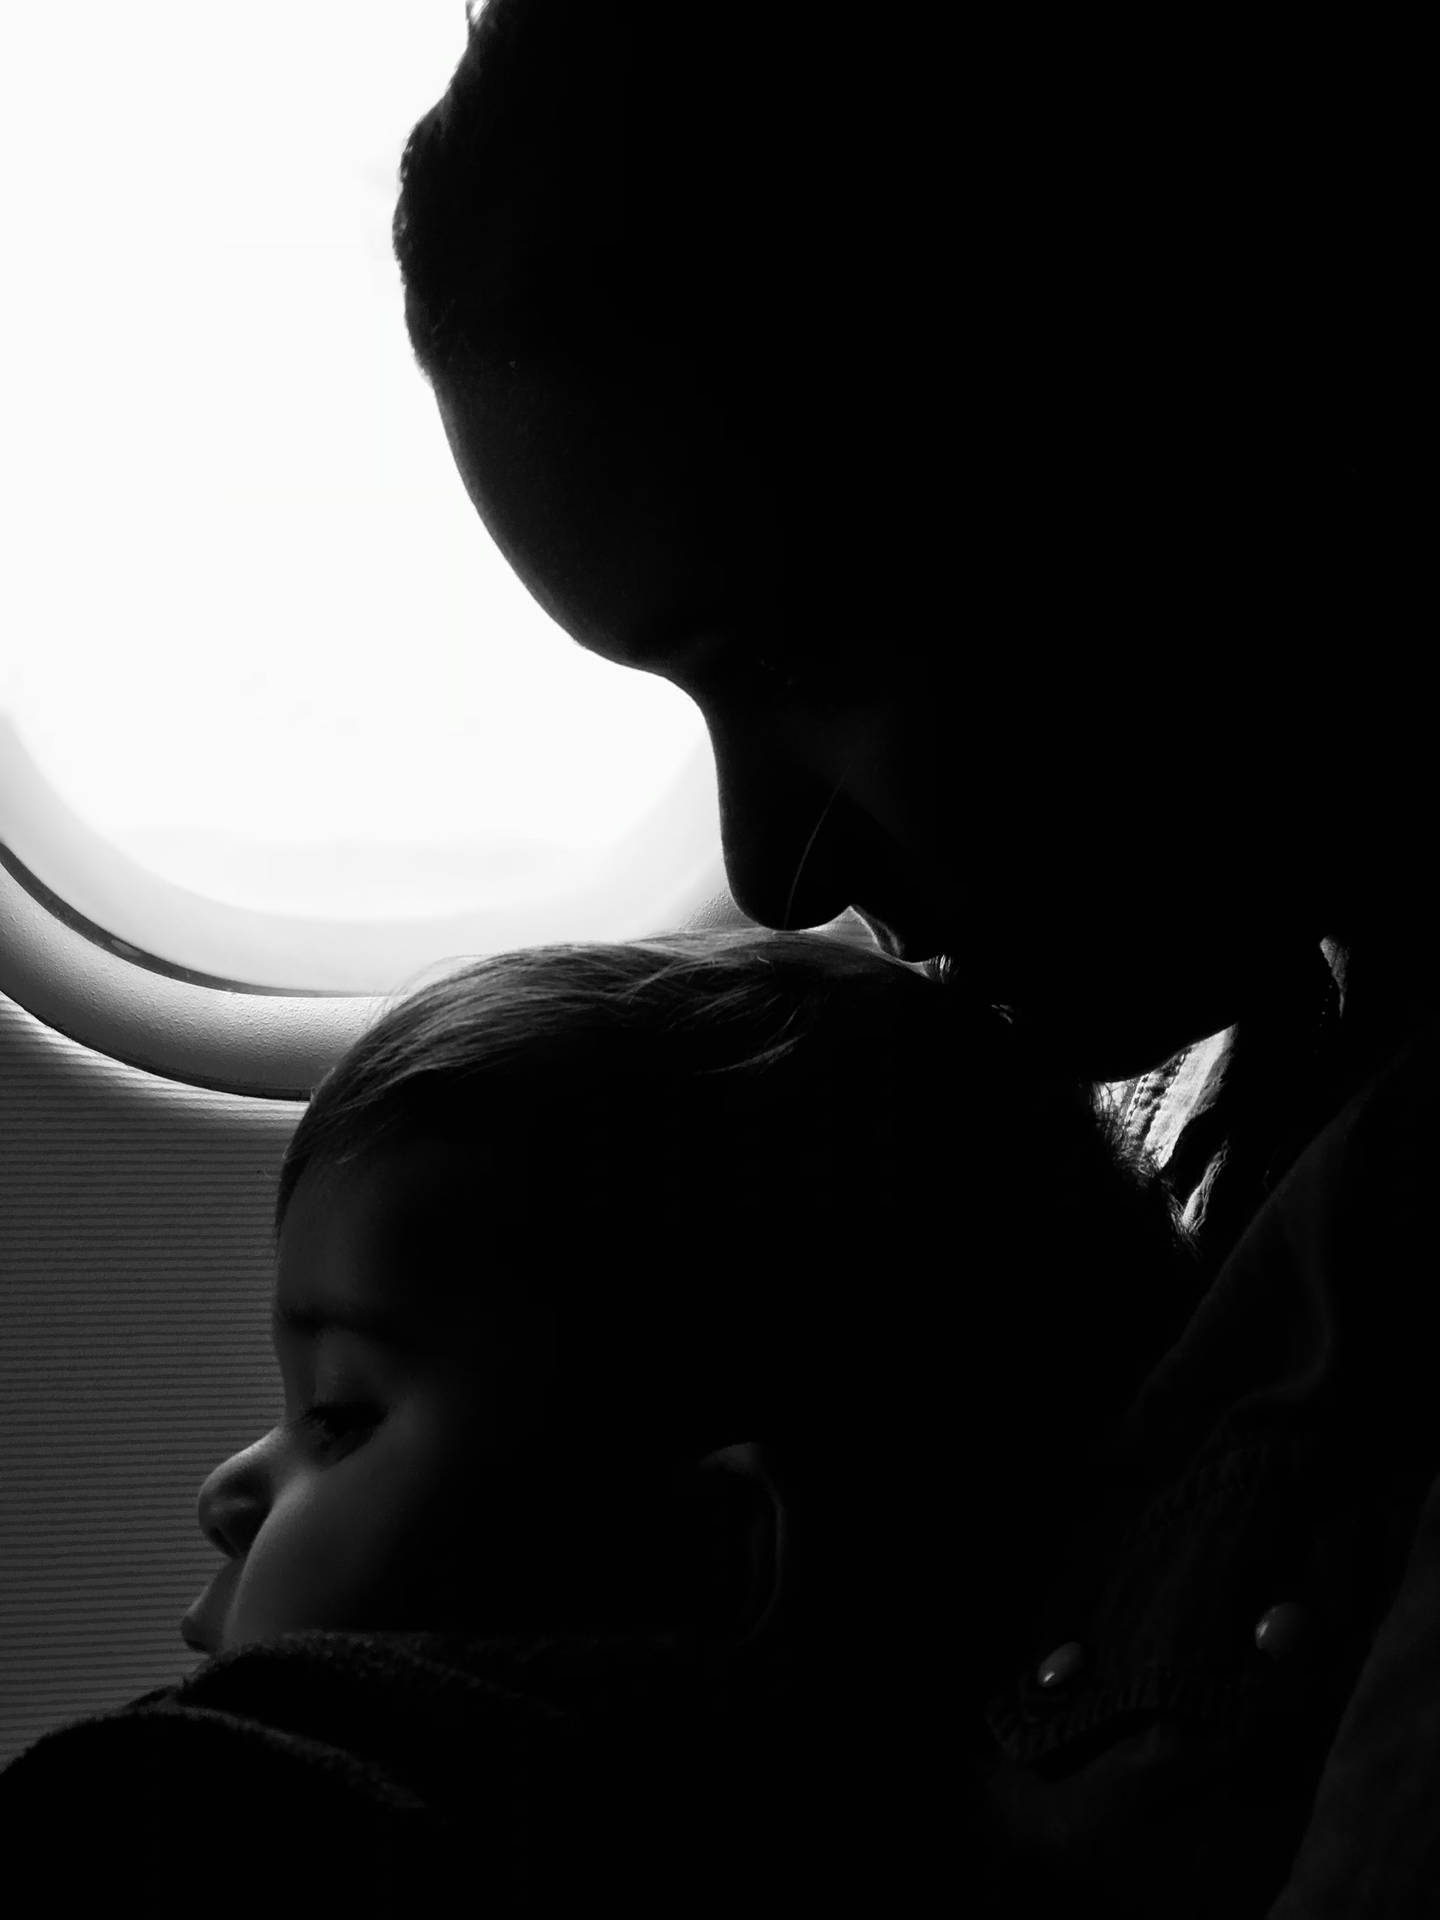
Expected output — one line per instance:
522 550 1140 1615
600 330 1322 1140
224 1489 369 1646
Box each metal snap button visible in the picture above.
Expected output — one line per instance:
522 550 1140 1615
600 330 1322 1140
1254 1601 1308 1658
1035 1640 1086 1688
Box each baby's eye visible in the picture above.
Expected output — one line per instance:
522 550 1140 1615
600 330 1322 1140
290 1402 378 1456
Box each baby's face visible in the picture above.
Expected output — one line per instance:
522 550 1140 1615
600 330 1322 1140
184 1137 662 1657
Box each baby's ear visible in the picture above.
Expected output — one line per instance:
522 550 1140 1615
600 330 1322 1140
681 1442 789 1647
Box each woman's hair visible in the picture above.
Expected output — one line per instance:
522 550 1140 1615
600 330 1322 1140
274 926 1193 1497
392 0 868 398
391 3 1415 646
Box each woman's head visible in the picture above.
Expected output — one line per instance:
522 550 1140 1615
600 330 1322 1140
188 927 1192 1658
390 5 1427 1085
394 0 857 443
393 4 1405 619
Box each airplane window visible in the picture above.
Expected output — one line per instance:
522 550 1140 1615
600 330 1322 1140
0 2 717 996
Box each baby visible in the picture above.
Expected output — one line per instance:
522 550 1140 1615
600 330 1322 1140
182 925 1200 1664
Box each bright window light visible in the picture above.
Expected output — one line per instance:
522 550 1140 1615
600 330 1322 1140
0 3 715 930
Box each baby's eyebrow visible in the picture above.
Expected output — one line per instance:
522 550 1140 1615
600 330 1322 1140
271 1300 421 1349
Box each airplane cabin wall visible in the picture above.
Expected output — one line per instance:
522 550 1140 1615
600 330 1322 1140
0 986 300 1767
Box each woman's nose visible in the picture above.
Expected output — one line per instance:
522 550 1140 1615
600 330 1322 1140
708 750 862 934
704 698 917 940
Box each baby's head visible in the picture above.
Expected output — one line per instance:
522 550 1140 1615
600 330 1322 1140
190 927 1194 1660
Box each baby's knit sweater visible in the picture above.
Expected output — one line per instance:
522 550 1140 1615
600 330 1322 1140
0 1621 925 1915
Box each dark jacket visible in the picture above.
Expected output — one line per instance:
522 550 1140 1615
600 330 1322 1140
970 936 1440 1917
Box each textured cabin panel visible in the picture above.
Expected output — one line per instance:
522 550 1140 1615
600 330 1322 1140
0 986 303 1766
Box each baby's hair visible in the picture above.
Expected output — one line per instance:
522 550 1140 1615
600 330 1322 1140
274 927 1193 1521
